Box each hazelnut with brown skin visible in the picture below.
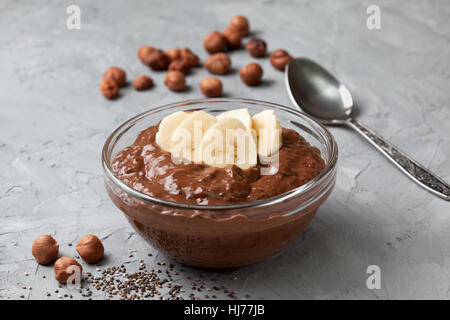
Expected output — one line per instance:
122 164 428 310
222 28 242 49
103 67 126 87
203 31 227 53
240 62 263 86
169 59 191 75
54 257 83 283
200 77 222 98
164 71 186 91
146 49 170 70
165 48 181 62
228 15 249 37
138 46 155 64
246 38 267 58
133 75 153 91
270 49 293 71
76 234 104 263
99 78 119 99
32 235 59 265
180 48 200 67
205 53 231 75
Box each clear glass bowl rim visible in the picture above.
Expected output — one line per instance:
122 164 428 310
102 98 338 211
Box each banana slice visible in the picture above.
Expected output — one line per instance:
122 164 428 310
170 110 217 162
252 110 282 157
217 107 257 146
156 109 281 168
216 108 253 131
155 111 189 152
199 118 257 169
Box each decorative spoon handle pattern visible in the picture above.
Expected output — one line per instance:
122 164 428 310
347 119 450 201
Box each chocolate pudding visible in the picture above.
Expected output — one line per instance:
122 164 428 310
103 102 337 268
111 125 325 208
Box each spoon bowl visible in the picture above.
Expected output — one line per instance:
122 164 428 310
286 58 353 124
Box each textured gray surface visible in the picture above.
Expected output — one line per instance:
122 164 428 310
1 0 450 300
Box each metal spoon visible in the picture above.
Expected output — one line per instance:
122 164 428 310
286 57 450 201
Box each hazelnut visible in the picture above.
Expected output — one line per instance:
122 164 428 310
76 234 104 263
164 71 186 91
222 28 242 49
133 75 153 91
99 78 119 99
31 235 59 265
246 38 267 58
205 53 231 75
103 67 126 87
165 48 181 62
146 49 170 70
54 257 82 284
169 59 191 75
200 77 222 98
138 46 155 64
228 15 249 37
180 48 200 67
240 62 263 86
203 31 227 53
270 49 293 71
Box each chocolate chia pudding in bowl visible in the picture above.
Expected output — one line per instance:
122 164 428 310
102 98 338 268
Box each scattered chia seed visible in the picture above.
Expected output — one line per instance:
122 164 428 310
22 252 249 300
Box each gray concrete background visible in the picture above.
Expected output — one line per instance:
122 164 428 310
1 0 450 300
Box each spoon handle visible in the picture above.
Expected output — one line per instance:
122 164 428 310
346 119 450 201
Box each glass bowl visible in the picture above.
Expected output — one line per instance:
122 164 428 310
102 98 338 268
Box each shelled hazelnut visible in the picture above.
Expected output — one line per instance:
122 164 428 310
31 235 59 265
228 15 249 37
205 53 231 75
169 59 191 75
200 77 222 97
164 71 186 91
76 234 104 263
180 48 200 67
103 67 126 87
99 78 119 99
133 75 153 91
138 46 156 64
203 31 227 53
222 28 242 49
146 49 170 70
270 49 293 71
240 62 263 86
165 48 181 62
246 38 267 58
54 257 83 283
